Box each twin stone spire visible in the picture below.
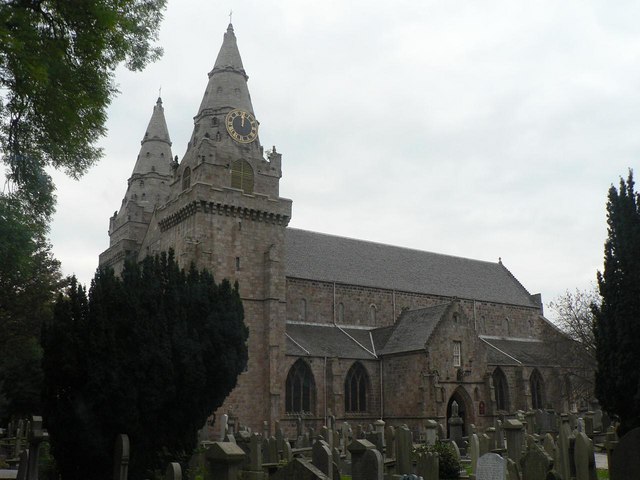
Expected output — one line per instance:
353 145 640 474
112 22 261 226
105 23 272 264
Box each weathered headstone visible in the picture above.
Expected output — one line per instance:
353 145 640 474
348 439 376 480
16 449 29 480
219 414 229 441
448 401 464 449
543 433 555 458
503 419 524 461
165 462 182 480
26 416 48 480
592 410 603 433
574 431 596 480
312 439 333 480
521 442 553 480
249 433 263 472
495 420 505 450
416 451 438 480
205 442 246 480
385 425 396 459
584 412 594 437
476 452 506 480
557 417 573 480
469 433 480 475
113 434 130 480
610 426 640 480
395 426 413 475
424 420 438 446
362 448 383 480
479 433 490 457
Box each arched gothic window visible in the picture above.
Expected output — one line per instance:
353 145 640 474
503 318 510 336
492 367 510 412
285 359 316 414
230 159 254 194
345 362 369 413
337 302 345 323
369 304 377 325
530 369 545 409
182 167 191 190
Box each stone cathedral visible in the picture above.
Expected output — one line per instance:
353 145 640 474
99 24 590 435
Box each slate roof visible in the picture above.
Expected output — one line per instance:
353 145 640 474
376 303 451 355
285 229 536 307
481 337 559 367
285 322 376 359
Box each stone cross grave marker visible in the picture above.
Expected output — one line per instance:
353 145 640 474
476 452 506 480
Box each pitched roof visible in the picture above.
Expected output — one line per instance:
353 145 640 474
285 229 537 307
481 337 560 367
285 322 377 359
376 303 451 355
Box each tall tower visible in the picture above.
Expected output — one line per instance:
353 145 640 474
137 24 292 429
100 98 174 274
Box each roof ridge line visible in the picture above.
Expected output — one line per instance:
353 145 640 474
287 227 501 266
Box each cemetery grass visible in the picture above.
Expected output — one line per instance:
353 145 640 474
597 469 609 480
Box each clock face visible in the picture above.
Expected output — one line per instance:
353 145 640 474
225 109 258 143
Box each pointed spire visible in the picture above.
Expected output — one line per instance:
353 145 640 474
130 97 173 178
210 23 247 79
141 97 172 146
196 24 254 116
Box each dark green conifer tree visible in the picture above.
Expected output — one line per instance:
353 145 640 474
593 170 640 436
42 252 248 479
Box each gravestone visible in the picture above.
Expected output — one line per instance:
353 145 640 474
535 410 546 435
395 426 413 475
495 420 505 450
312 439 333 480
362 448 383 480
506 458 521 480
557 417 573 480
476 452 506 480
503 419 524 461
385 425 396 459
416 451 438 480
424 420 438 446
165 462 182 480
348 439 376 480
574 431 596 480
16 449 28 480
448 401 464 449
584 412 594 437
525 411 536 435
485 427 496 451
543 433 555 458
341 422 351 454
26 416 48 480
469 433 480 475
205 442 246 480
521 442 553 480
592 410 603 433
479 433 490 457
610 426 640 480
249 434 263 472
113 434 130 480
219 414 229 441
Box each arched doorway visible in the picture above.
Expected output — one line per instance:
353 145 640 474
446 386 474 438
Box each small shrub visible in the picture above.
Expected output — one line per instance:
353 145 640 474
413 440 460 479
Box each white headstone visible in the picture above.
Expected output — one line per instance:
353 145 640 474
476 452 507 480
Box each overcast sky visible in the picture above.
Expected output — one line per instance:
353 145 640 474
49 1 640 318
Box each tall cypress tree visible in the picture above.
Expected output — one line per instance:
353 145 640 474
593 170 640 436
42 252 248 479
